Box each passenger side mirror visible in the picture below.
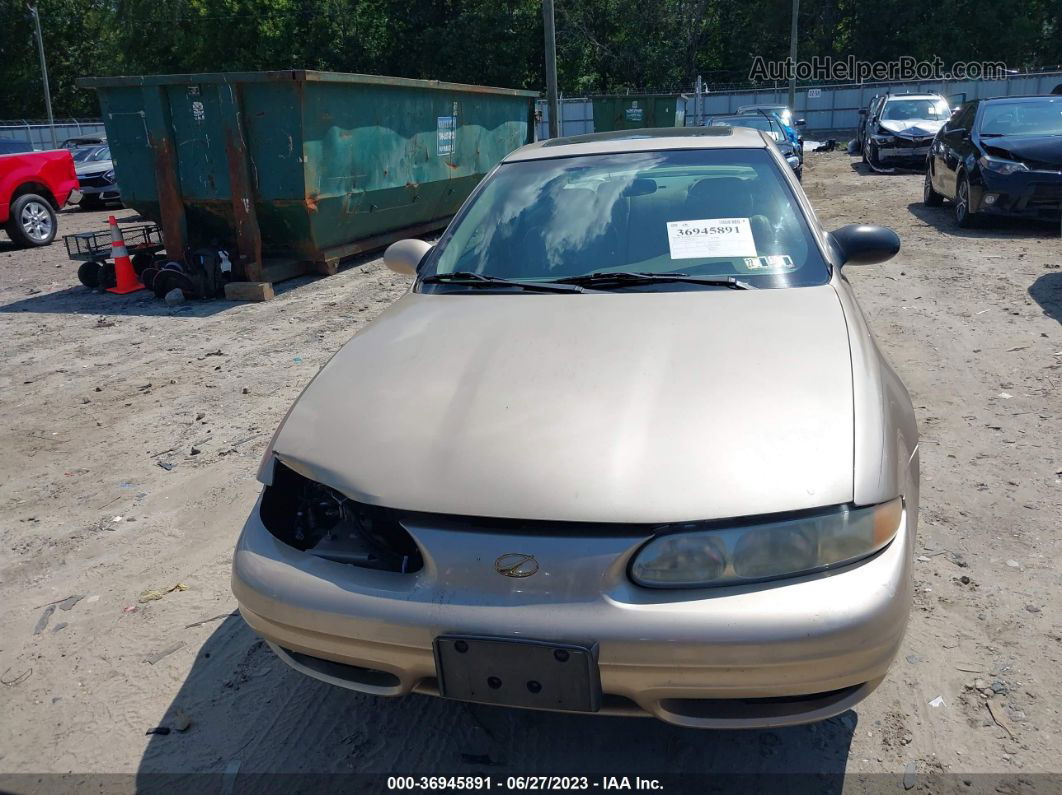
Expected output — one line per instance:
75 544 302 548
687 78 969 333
383 238 433 276
829 224 900 267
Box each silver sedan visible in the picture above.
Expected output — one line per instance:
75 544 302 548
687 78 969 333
232 126 918 728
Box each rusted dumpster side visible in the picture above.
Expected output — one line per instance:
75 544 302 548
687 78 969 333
78 71 537 282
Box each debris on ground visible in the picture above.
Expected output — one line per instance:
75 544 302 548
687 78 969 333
902 761 917 790
145 726 171 736
1 668 33 686
185 611 237 629
144 641 186 665
987 698 1017 739
33 605 56 635
928 696 945 708
138 583 189 603
173 709 193 732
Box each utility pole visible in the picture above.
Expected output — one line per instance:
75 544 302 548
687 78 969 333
787 0 799 111
27 2 58 149
542 0 560 138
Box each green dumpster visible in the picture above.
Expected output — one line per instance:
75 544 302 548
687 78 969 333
591 94 689 132
77 70 537 282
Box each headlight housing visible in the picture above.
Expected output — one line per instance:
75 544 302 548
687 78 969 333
978 155 1028 176
629 498 902 589
101 169 115 183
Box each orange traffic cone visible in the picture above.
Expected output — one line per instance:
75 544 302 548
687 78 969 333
106 215 144 294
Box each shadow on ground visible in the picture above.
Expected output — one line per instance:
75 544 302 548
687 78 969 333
0 256 378 317
1030 271 1062 324
135 617 858 793
906 202 1061 239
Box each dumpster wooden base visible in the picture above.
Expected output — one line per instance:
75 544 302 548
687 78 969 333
258 217 449 285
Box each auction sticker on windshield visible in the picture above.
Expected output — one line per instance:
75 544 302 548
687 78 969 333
666 218 757 259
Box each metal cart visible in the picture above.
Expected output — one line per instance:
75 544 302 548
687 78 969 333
64 223 165 289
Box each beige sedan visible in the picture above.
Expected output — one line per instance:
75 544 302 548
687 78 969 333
233 126 918 728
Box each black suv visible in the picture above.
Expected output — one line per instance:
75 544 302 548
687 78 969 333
924 95 1062 227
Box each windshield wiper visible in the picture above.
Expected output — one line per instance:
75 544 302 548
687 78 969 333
421 271 585 293
554 271 756 290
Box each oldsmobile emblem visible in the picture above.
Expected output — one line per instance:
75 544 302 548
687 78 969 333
494 553 539 578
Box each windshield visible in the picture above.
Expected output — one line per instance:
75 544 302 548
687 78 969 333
422 148 829 291
881 99 951 121
980 98 1062 136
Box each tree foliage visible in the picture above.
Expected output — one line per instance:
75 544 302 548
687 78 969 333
0 0 1058 119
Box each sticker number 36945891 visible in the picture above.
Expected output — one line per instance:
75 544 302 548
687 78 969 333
666 217 757 259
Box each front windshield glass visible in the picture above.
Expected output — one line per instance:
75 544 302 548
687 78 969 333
980 98 1062 136
881 99 951 121
423 148 829 290
72 148 95 162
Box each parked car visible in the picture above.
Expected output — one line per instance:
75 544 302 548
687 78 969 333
706 113 803 178
924 95 1062 227
62 134 106 148
73 145 120 209
0 139 36 155
232 126 918 729
857 92 952 170
0 149 78 246
737 104 804 154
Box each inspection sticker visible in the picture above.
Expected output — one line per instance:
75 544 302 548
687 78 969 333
666 217 757 259
743 254 796 270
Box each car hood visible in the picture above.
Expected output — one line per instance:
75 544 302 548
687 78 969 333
878 119 945 137
75 160 112 176
271 286 855 524
981 135 1062 169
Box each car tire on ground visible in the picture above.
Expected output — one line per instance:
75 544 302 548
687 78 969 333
77 260 105 289
5 193 57 247
923 169 944 207
954 173 978 228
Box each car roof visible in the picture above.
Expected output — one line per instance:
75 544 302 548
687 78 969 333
709 115 779 127
505 126 768 162
883 93 943 101
739 104 787 110
980 94 1061 103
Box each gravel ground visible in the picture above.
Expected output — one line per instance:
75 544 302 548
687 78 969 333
0 153 1060 792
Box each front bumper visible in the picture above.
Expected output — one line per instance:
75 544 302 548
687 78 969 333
875 139 933 164
971 170 1062 219
232 497 913 729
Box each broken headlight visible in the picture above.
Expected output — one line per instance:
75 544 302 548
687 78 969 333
629 498 902 588
259 460 423 573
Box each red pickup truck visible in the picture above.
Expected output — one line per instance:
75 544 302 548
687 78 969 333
1 149 79 247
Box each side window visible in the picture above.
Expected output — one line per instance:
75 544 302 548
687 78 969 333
951 103 976 132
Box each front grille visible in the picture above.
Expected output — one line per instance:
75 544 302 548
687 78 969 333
892 137 933 149
79 174 113 188
1028 183 1062 207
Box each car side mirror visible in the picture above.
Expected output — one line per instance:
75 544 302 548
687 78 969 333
829 224 900 267
795 118 806 127
858 109 867 116
383 238 432 276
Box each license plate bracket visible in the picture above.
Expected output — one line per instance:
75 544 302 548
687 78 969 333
434 636 601 713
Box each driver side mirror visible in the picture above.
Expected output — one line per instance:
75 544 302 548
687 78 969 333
829 224 900 267
383 238 433 276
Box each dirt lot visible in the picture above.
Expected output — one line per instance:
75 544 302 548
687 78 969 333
1 153 1060 791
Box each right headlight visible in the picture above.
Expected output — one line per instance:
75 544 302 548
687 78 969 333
629 498 902 589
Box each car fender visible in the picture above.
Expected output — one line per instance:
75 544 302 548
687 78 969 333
831 275 919 508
